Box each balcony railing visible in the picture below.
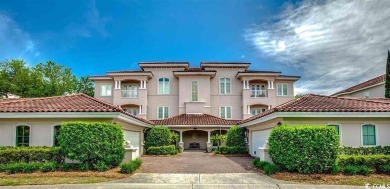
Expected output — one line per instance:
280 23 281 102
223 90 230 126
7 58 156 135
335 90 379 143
251 90 267 97
122 89 138 98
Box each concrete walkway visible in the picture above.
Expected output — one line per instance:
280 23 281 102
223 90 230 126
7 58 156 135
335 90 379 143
0 173 366 189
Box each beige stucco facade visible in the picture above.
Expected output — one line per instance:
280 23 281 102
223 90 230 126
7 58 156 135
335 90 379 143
336 83 385 98
90 62 299 121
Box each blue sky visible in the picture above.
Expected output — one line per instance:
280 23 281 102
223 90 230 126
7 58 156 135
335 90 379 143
1 0 390 94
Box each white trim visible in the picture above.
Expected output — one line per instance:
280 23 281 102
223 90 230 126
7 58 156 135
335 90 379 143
156 106 170 119
326 123 342 146
0 112 120 118
167 125 232 128
51 124 61 147
334 82 385 96
361 124 378 147
117 113 152 127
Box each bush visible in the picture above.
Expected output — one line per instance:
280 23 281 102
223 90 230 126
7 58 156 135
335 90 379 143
225 126 246 147
343 165 359 175
218 146 247 154
253 159 272 170
58 122 125 170
268 124 339 174
61 163 76 172
119 159 143 174
339 146 390 155
358 166 372 176
144 126 175 149
146 145 177 155
264 163 280 175
0 147 62 164
331 163 341 174
40 162 57 172
338 155 390 172
379 164 390 174
4 162 43 174
93 161 109 172
78 163 90 172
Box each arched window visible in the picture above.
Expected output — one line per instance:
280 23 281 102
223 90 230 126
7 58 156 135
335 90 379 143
362 124 376 146
158 77 170 94
219 78 231 94
16 125 30 146
53 125 61 147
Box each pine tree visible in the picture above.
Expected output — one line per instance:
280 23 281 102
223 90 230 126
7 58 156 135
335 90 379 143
386 50 390 98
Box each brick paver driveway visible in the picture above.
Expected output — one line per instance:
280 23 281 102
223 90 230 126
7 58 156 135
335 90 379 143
140 151 255 173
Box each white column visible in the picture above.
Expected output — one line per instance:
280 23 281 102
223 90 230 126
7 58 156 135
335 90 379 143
247 105 251 114
144 80 147 89
268 105 272 109
179 131 183 143
207 131 211 143
139 105 142 114
271 81 274 89
267 80 271 89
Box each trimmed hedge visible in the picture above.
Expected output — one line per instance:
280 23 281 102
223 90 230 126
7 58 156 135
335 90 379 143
146 145 177 155
252 158 279 175
225 126 246 147
58 122 125 171
338 155 390 173
217 146 247 154
339 146 390 155
0 162 44 174
120 159 143 174
0 147 62 164
144 126 174 149
268 124 339 174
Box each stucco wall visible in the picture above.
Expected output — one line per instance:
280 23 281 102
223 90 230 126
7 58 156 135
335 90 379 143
94 80 114 104
182 130 208 150
338 84 385 98
178 76 211 114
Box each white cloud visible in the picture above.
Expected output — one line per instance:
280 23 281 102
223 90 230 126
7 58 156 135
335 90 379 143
246 0 390 95
0 13 41 62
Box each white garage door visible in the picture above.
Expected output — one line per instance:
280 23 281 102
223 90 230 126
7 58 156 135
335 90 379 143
123 131 141 157
251 129 271 157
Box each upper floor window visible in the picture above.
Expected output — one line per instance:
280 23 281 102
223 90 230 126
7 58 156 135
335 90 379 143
53 125 61 147
362 124 376 146
251 85 267 97
125 108 139 116
364 91 370 98
192 81 198 101
101 84 112 96
251 108 266 116
277 84 288 96
158 78 170 94
157 106 169 119
220 106 232 119
122 84 138 98
16 125 30 146
220 78 231 94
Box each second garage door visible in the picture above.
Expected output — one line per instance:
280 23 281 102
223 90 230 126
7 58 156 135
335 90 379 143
251 129 271 157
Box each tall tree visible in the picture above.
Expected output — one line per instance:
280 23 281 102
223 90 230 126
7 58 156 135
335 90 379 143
76 76 95 97
386 50 390 98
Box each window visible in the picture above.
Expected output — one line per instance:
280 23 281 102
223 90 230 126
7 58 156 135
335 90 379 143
16 125 30 146
277 84 288 96
125 108 139 115
251 85 266 97
219 78 231 94
192 81 198 101
158 78 170 94
362 124 376 146
220 106 232 119
251 108 265 116
53 125 61 147
364 91 370 98
327 125 340 137
157 106 169 119
101 84 112 96
122 84 138 98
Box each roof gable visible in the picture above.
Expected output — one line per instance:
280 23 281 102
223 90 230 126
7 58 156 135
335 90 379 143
332 74 385 96
152 113 239 126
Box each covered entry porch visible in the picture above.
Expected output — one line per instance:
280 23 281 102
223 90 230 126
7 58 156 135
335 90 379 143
173 128 228 151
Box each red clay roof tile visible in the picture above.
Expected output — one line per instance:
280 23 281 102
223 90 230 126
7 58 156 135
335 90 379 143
152 114 239 126
332 74 385 96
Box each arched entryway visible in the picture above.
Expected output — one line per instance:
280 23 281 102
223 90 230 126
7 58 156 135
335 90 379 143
182 130 208 150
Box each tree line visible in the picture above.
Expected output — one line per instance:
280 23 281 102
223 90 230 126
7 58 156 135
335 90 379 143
0 59 94 98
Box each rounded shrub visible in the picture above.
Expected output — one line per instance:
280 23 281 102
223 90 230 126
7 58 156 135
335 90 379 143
268 124 339 174
264 163 280 175
343 165 359 175
40 162 57 172
225 126 246 147
145 126 174 149
58 122 125 171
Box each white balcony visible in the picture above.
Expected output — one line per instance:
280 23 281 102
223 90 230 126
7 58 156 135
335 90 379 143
122 89 138 98
251 90 268 98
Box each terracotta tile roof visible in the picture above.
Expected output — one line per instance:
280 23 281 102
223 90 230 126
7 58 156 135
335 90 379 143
278 75 301 78
88 75 112 78
152 114 239 125
239 94 390 124
201 62 251 64
0 94 154 125
332 74 385 96
174 68 217 72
